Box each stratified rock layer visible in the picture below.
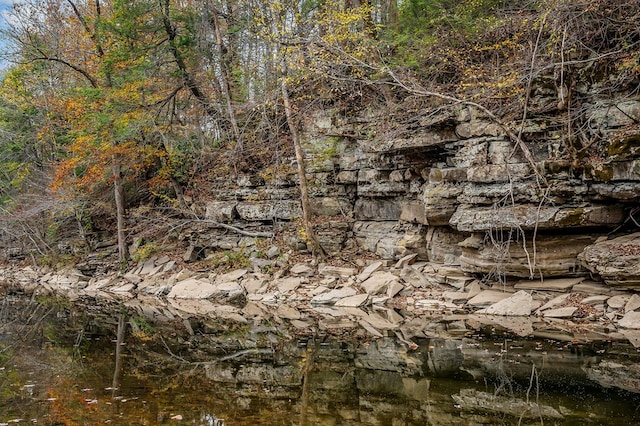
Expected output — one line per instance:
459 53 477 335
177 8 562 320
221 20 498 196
580 233 640 288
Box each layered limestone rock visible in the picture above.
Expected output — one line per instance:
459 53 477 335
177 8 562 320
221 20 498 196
579 233 640 288
190 93 639 289
459 233 596 278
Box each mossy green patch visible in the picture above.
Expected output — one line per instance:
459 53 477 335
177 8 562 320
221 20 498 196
558 208 585 226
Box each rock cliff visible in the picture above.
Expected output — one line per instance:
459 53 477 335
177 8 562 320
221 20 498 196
196 86 640 289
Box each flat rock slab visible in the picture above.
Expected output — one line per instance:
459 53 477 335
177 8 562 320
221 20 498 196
242 302 269 319
386 281 404 298
467 290 512 307
290 263 314 276
621 329 640 348
395 253 418 269
168 278 217 299
139 259 157 275
358 320 384 337
243 278 266 294
573 281 612 294
443 291 471 303
608 295 630 309
213 281 244 296
276 277 303 293
581 232 640 287
276 305 302 320
361 271 398 295
334 293 369 307
581 295 610 305
538 294 571 312
542 306 578 318
291 319 313 329
514 277 584 292
401 266 431 288
482 290 533 316
361 313 398 330
168 298 219 316
357 261 384 282
310 287 357 305
415 299 459 309
215 269 248 283
619 311 640 329
468 314 534 337
213 305 248 323
626 294 640 312
319 265 357 277
109 283 136 294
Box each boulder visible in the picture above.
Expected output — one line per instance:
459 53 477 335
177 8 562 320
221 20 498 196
580 232 640 287
205 201 237 223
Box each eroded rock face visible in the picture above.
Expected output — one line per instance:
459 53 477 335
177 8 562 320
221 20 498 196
459 233 595 278
181 93 640 285
450 205 625 232
580 233 640 288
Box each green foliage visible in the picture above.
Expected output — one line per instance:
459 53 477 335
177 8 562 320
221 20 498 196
207 250 251 270
384 0 504 69
131 315 156 339
130 242 158 263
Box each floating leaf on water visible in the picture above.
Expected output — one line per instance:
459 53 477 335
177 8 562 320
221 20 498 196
170 414 183 420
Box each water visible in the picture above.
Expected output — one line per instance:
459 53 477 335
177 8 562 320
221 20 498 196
1 294 639 425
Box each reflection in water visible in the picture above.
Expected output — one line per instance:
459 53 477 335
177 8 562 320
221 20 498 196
0 295 639 424
112 314 126 397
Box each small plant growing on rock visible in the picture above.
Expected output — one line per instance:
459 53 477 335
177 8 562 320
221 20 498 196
130 243 158 263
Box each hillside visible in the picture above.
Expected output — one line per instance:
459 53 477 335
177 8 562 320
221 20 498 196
0 0 639 288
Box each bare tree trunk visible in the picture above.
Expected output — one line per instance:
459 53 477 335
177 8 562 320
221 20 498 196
111 314 126 397
281 73 324 259
211 5 242 153
113 162 128 262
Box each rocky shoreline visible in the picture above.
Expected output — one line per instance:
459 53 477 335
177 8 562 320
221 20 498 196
3 252 640 349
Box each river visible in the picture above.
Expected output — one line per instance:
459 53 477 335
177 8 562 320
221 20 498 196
1 293 639 425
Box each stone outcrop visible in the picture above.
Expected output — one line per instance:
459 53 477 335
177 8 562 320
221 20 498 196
180 84 640 291
579 233 640 287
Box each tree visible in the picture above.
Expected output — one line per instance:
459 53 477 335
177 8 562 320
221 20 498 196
3 0 176 262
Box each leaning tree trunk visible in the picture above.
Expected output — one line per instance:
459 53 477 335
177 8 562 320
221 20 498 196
211 6 242 153
281 74 324 259
113 161 128 262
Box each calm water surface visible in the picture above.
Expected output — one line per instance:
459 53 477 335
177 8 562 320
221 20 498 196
1 294 639 425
